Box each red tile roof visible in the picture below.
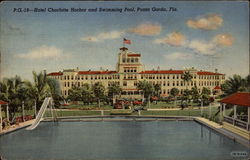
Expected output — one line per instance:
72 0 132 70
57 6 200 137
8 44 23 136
47 72 63 76
127 54 141 57
197 71 223 75
140 70 184 74
213 86 221 90
0 100 8 105
219 92 250 107
78 71 117 75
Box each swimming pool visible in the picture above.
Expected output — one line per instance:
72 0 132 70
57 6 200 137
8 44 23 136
0 120 248 160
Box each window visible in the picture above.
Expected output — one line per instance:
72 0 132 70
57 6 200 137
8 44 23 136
134 81 137 86
123 81 127 86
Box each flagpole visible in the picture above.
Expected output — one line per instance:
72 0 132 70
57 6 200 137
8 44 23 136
123 38 125 48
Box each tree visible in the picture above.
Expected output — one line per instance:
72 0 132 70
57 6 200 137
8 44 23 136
137 81 154 107
29 71 52 109
170 88 179 107
68 86 82 101
221 74 248 96
181 89 192 102
190 86 200 103
153 84 161 97
92 82 105 108
81 83 94 104
182 71 193 89
47 78 63 108
0 76 25 121
201 87 211 105
108 83 122 98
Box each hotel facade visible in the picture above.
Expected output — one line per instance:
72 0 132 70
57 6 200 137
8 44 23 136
48 47 225 98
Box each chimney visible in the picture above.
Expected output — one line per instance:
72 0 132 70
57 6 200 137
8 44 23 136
157 66 160 71
215 69 218 73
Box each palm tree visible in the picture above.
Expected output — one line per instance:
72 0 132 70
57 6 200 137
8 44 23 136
137 81 154 108
170 88 179 107
68 86 82 101
221 74 246 96
153 84 161 97
24 71 52 110
92 82 105 108
182 71 193 89
81 83 94 104
190 86 200 102
108 83 122 105
0 76 24 121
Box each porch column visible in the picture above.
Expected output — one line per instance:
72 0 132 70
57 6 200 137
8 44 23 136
233 105 237 119
248 107 250 130
209 103 212 118
6 104 9 122
223 103 226 117
233 105 237 125
219 103 223 122
0 105 2 132
200 100 203 117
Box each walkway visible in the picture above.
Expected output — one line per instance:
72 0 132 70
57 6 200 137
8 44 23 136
195 117 250 148
0 119 35 135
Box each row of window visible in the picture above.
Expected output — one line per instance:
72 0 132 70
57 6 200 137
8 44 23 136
64 81 120 88
63 80 221 88
141 74 195 80
124 68 137 73
52 74 224 81
122 58 139 63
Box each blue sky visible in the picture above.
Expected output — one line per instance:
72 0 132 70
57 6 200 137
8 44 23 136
0 1 249 81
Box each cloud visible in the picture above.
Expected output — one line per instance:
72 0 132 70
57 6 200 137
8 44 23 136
213 33 234 46
188 40 216 55
153 32 186 46
17 45 70 59
81 31 124 42
186 14 223 30
127 23 162 36
164 52 192 60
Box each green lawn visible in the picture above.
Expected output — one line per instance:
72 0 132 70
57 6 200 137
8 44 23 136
1 101 223 122
60 104 113 110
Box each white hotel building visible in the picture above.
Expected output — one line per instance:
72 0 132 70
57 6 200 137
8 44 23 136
48 47 225 98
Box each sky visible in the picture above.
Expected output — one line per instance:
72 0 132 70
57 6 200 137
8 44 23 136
0 1 249 81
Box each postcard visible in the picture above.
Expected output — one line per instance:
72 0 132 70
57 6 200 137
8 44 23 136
0 1 249 160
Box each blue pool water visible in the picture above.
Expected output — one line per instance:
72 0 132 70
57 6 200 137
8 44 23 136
0 120 248 160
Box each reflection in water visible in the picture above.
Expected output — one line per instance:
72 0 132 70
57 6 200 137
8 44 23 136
0 120 247 160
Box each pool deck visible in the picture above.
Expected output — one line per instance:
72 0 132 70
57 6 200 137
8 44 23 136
194 117 250 148
0 119 35 135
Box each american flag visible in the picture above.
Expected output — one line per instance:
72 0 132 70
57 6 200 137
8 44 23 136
123 38 131 44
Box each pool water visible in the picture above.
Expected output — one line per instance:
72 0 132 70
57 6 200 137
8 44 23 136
0 120 248 160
